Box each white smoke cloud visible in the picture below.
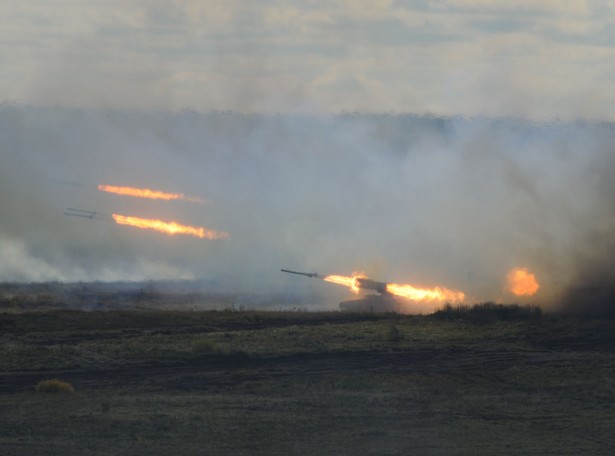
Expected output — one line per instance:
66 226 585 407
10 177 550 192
0 239 69 282
1 105 614 312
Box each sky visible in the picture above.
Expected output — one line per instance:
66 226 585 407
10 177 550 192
2 0 615 119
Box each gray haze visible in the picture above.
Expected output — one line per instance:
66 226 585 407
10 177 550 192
3 2 615 120
1 105 614 311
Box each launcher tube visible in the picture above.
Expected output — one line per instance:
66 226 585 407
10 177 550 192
281 269 321 278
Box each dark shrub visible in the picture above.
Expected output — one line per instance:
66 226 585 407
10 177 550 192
433 302 542 323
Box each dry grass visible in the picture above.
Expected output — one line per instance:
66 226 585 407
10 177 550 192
1 307 614 455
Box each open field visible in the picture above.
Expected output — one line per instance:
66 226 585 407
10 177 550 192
1 300 615 455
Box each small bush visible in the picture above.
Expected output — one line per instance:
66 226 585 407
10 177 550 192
387 324 404 342
36 379 74 393
191 338 218 353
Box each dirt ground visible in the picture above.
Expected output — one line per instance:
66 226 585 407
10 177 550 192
1 308 614 455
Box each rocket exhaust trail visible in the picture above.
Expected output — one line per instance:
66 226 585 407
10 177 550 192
111 214 229 240
63 208 228 240
98 184 205 204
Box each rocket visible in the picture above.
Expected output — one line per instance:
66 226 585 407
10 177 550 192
63 208 109 220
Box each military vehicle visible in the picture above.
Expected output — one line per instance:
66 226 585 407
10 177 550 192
281 269 402 313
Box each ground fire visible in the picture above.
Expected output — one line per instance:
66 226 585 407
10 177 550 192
281 269 464 312
98 184 204 203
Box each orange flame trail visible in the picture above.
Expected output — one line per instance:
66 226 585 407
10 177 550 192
112 214 228 240
98 185 204 204
386 283 465 303
506 267 539 296
324 273 464 303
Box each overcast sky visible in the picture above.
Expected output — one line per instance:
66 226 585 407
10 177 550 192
2 0 615 119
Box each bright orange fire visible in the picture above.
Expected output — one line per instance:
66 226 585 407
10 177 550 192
506 267 539 296
112 214 228 240
324 273 464 303
386 283 465 303
324 273 365 293
99 185 204 204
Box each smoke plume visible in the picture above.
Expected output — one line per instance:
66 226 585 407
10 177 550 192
1 104 614 312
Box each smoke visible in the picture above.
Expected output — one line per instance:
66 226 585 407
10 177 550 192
557 142 615 316
1 104 614 312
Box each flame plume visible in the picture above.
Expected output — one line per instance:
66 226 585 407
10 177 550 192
112 214 228 240
98 185 204 204
324 272 464 303
386 283 464 303
324 273 365 293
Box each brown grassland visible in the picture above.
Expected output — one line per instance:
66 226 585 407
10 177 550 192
1 296 615 455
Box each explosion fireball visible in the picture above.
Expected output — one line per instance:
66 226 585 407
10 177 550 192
506 267 540 296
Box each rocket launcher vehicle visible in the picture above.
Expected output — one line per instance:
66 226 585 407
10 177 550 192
281 267 465 312
281 269 389 294
281 268 399 312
